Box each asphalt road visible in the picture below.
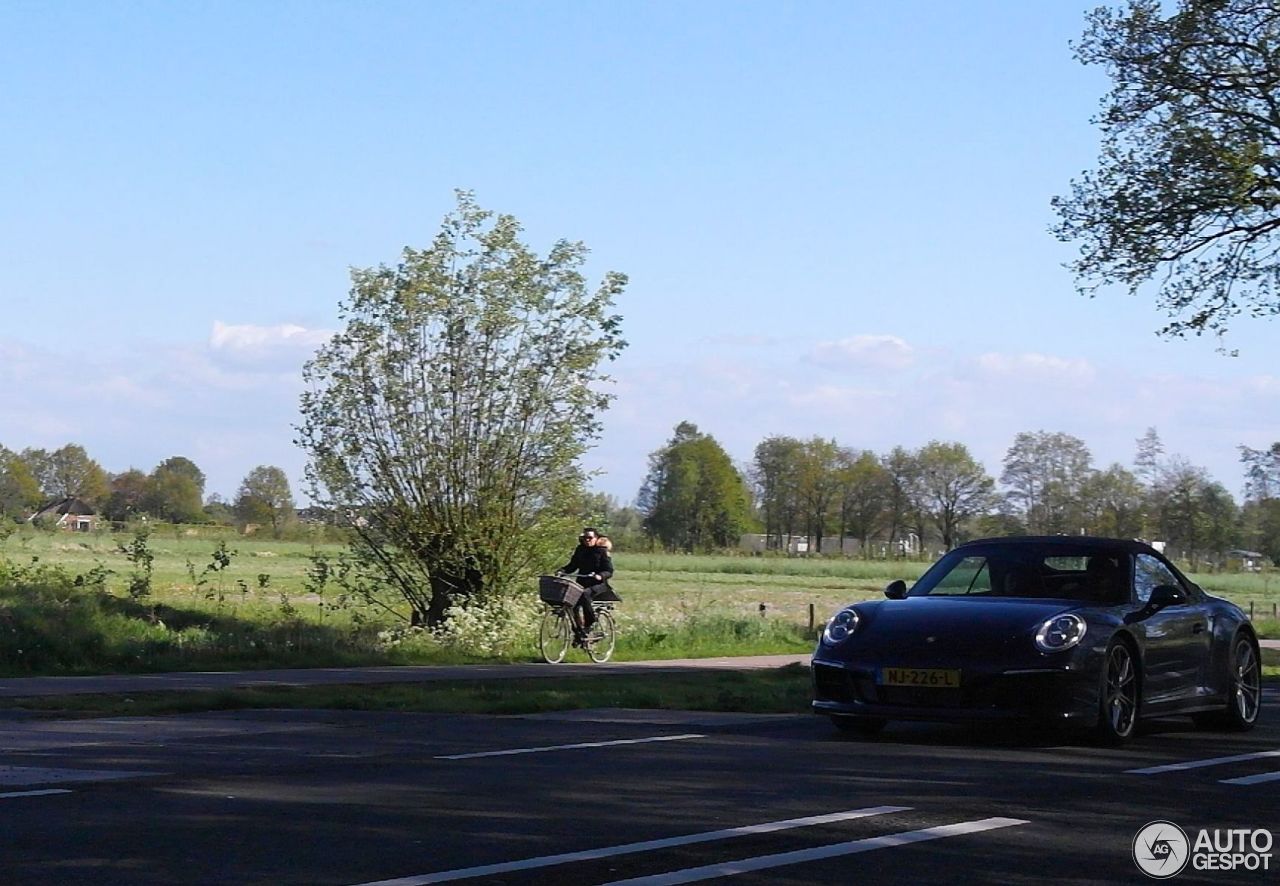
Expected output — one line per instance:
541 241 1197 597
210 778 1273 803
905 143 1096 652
0 675 1277 885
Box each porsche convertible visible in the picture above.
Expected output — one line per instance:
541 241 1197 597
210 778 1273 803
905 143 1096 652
811 536 1262 743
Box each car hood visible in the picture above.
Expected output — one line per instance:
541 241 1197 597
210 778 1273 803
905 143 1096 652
826 597 1078 660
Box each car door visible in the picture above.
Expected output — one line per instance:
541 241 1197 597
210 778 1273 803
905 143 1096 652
1134 553 1211 706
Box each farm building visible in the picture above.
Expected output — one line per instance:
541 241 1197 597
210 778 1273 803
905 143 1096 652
739 532 922 557
1226 550 1268 572
27 497 99 532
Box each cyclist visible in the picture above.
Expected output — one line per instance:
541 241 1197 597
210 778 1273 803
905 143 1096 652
557 527 614 642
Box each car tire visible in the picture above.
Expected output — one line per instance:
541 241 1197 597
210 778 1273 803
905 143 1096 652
1095 638 1140 746
831 715 887 737
1192 633 1261 732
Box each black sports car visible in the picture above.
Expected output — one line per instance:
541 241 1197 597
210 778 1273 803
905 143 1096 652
811 536 1262 743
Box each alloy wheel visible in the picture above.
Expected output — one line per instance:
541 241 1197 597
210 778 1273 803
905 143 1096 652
1104 643 1138 740
1232 639 1261 725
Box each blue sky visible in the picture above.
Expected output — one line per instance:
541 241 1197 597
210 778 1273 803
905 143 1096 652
2 0 1276 505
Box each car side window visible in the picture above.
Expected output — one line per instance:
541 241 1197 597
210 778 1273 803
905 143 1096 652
931 556 992 595
1134 554 1180 603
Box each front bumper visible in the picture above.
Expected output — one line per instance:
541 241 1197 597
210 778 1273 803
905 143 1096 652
811 657 1099 724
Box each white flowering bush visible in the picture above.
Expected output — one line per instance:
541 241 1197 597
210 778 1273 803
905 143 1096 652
431 592 543 656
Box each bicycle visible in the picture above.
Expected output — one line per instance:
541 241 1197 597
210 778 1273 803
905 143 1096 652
538 574 618 664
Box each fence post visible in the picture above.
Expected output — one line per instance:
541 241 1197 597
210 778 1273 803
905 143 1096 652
809 603 815 634
1249 601 1254 620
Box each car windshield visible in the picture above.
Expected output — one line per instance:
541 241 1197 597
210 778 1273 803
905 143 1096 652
908 544 1131 604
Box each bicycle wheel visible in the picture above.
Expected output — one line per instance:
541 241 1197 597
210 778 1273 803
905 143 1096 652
539 608 571 664
585 608 616 663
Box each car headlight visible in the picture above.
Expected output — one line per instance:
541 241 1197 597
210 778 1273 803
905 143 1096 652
822 606 861 645
1035 614 1087 653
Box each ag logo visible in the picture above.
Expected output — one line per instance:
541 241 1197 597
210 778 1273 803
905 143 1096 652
1133 821 1190 878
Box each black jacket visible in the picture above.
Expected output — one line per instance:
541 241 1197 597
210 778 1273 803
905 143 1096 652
560 544 614 585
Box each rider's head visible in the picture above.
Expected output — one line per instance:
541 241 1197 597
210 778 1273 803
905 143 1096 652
579 527 600 546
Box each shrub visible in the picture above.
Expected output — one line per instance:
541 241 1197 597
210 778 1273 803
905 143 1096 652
431 592 542 656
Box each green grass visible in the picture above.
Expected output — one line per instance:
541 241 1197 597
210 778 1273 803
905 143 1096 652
2 526 1277 676
1 664 815 718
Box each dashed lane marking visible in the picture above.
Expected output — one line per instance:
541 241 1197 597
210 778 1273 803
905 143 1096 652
434 733 705 760
1125 749 1280 775
600 817 1032 886
350 806 910 886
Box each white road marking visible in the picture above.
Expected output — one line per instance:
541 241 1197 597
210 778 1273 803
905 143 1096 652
349 806 910 886
434 733 705 760
0 789 73 799
1126 749 1280 775
601 817 1032 886
1220 770 1280 786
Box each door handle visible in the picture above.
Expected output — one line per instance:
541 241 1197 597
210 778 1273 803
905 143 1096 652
1192 623 1205 634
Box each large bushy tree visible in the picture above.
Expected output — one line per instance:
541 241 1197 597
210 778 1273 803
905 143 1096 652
23 444 109 505
1054 0 1280 341
1154 456 1239 567
750 435 803 551
837 449 891 554
880 446 923 553
144 456 206 523
298 193 626 626
235 465 295 536
1000 430 1095 534
795 437 843 553
0 447 42 520
1240 442 1280 500
916 441 994 550
1080 463 1146 538
1240 441 1280 562
639 422 752 552
101 469 150 523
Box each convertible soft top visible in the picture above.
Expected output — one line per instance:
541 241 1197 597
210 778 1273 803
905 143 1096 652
959 536 1162 555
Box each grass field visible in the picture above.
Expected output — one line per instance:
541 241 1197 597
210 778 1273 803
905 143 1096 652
0 526 1276 678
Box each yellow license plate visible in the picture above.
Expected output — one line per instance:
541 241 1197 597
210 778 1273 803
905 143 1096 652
879 668 961 688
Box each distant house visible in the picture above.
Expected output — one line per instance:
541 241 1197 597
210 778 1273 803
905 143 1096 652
295 506 335 525
1226 550 1268 572
738 533 922 557
28 497 99 532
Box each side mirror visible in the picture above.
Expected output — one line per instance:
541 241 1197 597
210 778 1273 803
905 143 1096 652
884 579 908 600
1149 584 1188 609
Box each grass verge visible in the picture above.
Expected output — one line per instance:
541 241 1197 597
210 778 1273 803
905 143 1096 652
0 664 815 718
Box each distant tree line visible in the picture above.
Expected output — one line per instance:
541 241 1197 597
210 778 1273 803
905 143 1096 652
630 422 1280 568
0 442 297 535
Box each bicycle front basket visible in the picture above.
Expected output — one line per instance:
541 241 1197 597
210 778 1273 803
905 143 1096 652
539 575 583 606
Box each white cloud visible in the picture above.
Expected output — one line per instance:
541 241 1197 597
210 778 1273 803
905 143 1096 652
1 326 1270 510
809 334 915 371
209 321 332 367
585 342 1274 503
0 333 312 501
974 351 1097 382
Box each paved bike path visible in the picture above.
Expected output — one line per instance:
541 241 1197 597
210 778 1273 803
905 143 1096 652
1 640 1274 699
0 654 813 698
